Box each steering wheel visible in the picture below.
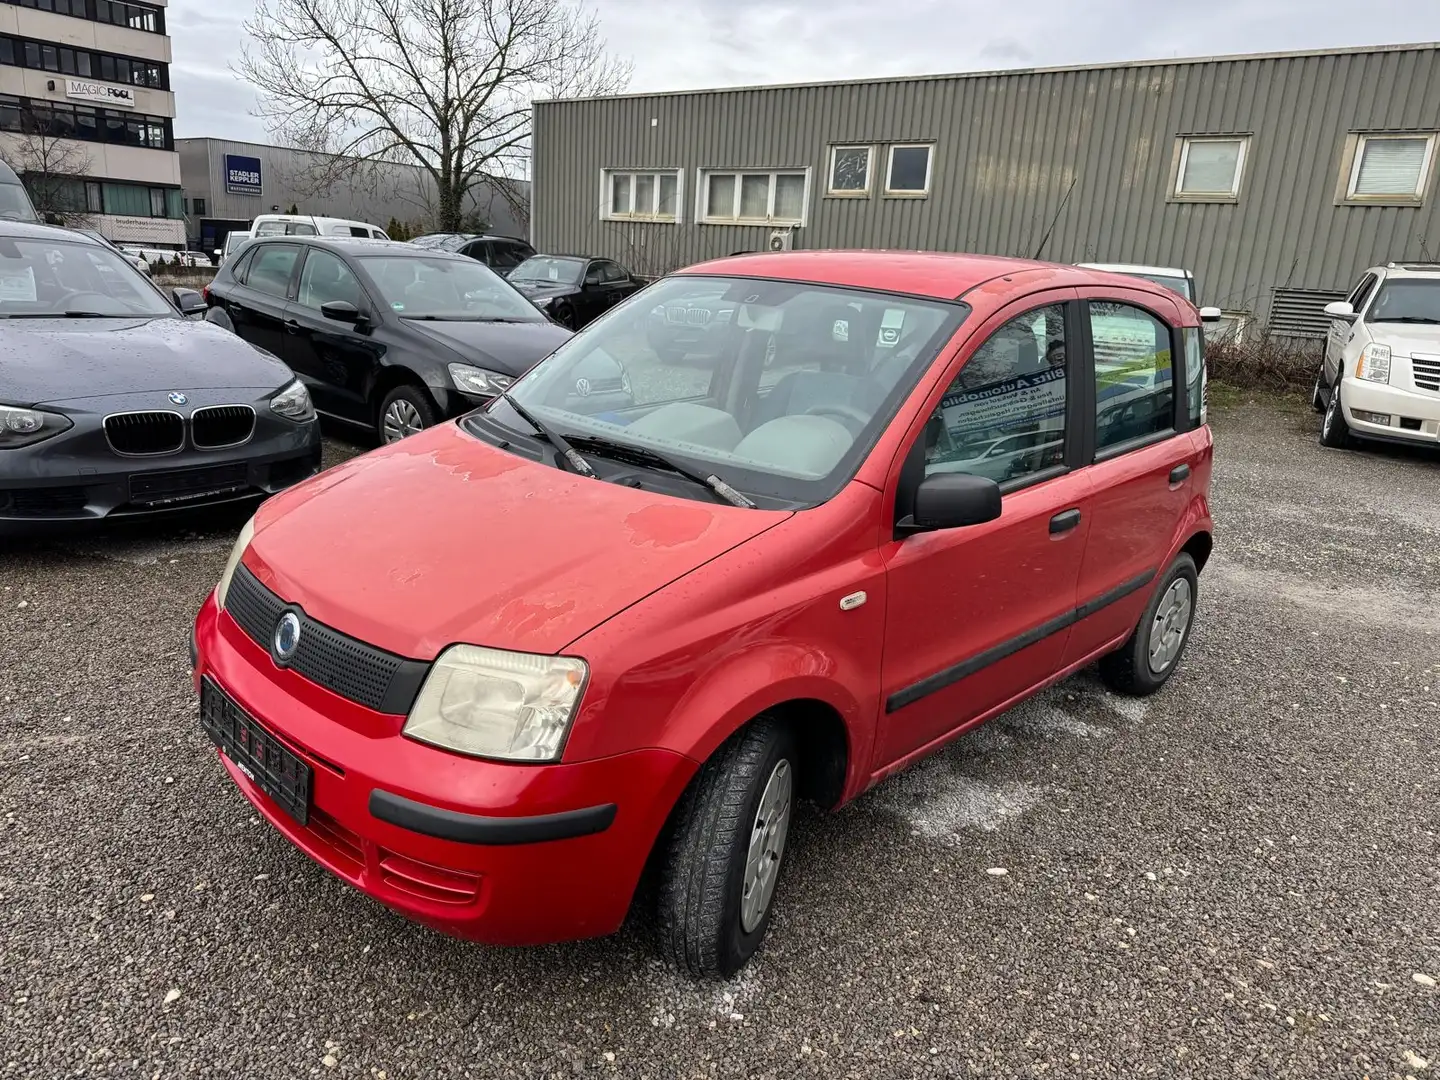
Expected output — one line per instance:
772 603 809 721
803 402 871 432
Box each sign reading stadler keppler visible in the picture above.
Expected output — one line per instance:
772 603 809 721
224 155 263 196
65 79 136 109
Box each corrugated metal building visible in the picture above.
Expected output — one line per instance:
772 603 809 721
532 42 1440 338
176 137 529 254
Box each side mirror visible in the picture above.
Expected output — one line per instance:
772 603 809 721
901 472 1002 535
320 300 362 324
1198 306 1222 323
171 287 206 316
1324 300 1356 321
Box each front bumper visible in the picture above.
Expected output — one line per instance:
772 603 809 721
1341 377 1440 445
192 594 697 946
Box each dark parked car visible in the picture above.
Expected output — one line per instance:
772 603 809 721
0 222 321 533
204 236 631 444
408 233 536 275
507 255 643 329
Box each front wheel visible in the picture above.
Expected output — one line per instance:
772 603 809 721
1319 375 1352 449
377 384 436 445
659 717 797 977
1099 552 1199 696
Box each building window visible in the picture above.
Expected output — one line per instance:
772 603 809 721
827 146 872 196
885 144 933 196
149 187 165 216
1173 136 1248 201
10 0 163 34
194 197 206 216
1345 133 1437 203
85 181 102 213
601 169 681 222
699 169 808 225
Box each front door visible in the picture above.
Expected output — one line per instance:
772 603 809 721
1324 272 1377 385
876 294 1091 769
286 247 384 423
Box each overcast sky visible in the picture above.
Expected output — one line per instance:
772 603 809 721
169 0 1440 142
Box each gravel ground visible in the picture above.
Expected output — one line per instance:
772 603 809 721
2 403 1437 1079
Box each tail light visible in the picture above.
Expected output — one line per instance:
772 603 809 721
201 284 211 303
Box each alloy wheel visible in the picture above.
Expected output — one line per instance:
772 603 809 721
382 399 426 443
1147 578 1192 674
740 759 793 933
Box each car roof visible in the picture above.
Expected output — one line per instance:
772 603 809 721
244 234 466 256
677 250 1178 302
1370 262 1440 278
1076 262 1191 278
0 220 102 245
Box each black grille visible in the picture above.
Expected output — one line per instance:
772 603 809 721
0 486 89 516
105 411 184 455
129 462 252 507
192 405 256 449
225 564 428 714
1414 356 1440 393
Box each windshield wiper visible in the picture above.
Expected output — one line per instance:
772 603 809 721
1 310 122 319
1372 316 1440 324
497 392 596 478
566 435 756 509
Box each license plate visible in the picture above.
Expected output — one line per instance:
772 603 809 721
200 677 312 825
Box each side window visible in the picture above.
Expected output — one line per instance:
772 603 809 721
465 241 495 265
490 242 524 270
246 244 301 299
1183 327 1206 428
1091 302 1175 452
584 262 604 286
286 223 317 236
229 246 258 285
296 249 362 311
925 304 1068 484
601 261 628 283
1348 273 1379 314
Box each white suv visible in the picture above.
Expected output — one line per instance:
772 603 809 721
1316 263 1440 450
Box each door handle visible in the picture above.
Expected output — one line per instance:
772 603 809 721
1169 463 1191 484
1049 508 1082 535
284 319 301 334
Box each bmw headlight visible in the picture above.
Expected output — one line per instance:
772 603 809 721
0 403 72 449
403 645 588 762
270 379 315 422
448 363 513 396
214 515 255 611
533 295 556 308
1356 343 1392 384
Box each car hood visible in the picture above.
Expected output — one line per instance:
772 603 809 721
245 423 789 659
1365 323 1440 354
510 281 578 301
407 319 571 377
0 316 292 405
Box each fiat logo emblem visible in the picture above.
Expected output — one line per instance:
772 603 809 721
168 391 188 406
273 611 302 665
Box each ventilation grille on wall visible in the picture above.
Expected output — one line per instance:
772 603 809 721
1270 287 1348 338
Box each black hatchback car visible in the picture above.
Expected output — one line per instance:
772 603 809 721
204 237 632 444
507 255 643 330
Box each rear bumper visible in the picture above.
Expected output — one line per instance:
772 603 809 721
1342 377 1440 444
192 594 697 946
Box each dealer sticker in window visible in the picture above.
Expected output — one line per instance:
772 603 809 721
0 267 37 302
877 308 906 348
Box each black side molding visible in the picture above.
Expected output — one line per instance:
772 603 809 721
369 789 617 846
885 569 1158 713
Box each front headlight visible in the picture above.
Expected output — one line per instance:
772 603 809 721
0 403 72 449
533 295 555 308
448 363 514 396
1356 343 1392 383
403 645 588 762
270 379 315 422
214 515 255 611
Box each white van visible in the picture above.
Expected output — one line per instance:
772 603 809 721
215 229 252 266
249 214 390 240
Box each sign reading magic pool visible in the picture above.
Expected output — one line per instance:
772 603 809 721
65 79 135 109
224 155 263 196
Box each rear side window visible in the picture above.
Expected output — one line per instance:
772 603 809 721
246 244 301 298
1091 302 1175 452
228 246 257 284
1184 327 1206 427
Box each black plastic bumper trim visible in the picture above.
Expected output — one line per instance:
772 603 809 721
368 789 618 846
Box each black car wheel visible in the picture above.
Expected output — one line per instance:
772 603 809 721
551 303 577 330
377 384 436 445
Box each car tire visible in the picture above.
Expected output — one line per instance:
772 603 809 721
1099 552 1199 697
658 716 797 978
551 303 577 330
1311 364 1327 413
1319 373 1352 449
377 384 436 445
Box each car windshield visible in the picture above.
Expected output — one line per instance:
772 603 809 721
358 254 547 321
0 235 171 317
474 275 968 507
510 256 584 286
1129 272 1193 301
1367 279 1440 324
255 221 317 237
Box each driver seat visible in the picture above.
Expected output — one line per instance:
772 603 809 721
748 304 881 432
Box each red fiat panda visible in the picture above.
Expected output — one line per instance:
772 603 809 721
192 252 1214 977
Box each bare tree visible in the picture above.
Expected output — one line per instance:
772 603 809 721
239 0 629 232
0 126 95 225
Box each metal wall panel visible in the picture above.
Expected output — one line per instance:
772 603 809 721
533 44 1440 328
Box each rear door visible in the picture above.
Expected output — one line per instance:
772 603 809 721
876 292 1091 768
1062 288 1201 666
286 247 383 422
220 241 302 361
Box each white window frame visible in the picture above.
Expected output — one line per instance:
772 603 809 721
884 143 934 197
696 168 811 226
599 168 684 223
826 145 873 197
1172 135 1249 202
1345 132 1438 203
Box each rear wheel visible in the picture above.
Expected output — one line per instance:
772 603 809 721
1319 375 1352 449
1099 552 1199 697
659 717 797 977
377 384 436 445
